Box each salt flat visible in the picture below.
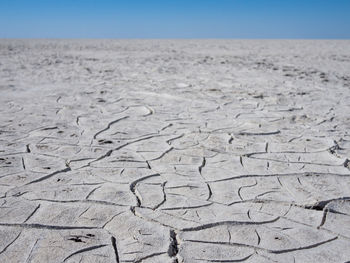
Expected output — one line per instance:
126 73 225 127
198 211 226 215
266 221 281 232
0 40 350 262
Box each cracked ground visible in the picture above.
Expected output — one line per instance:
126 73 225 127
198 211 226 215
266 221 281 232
0 40 350 262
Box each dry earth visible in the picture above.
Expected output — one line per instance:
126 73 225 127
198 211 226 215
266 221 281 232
0 40 350 262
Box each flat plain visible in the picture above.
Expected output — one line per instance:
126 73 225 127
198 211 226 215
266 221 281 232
0 40 350 262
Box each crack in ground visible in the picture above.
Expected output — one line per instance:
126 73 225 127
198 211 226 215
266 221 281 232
130 173 161 208
111 236 120 263
93 116 129 139
63 244 108 262
25 167 71 185
181 217 279 232
207 172 350 183
0 223 100 230
186 236 338 255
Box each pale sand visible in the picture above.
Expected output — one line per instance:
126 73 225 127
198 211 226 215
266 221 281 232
0 40 350 262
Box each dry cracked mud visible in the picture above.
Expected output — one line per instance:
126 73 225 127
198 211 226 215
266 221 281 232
0 40 350 262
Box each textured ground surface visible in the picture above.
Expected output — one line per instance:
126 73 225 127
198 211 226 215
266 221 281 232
0 40 350 262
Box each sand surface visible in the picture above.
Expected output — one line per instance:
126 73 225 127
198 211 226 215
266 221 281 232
0 40 350 262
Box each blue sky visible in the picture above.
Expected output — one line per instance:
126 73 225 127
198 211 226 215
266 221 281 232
0 0 349 38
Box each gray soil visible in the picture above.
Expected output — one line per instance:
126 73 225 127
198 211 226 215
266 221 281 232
0 40 350 262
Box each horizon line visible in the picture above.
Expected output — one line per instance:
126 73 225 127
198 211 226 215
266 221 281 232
1 37 350 40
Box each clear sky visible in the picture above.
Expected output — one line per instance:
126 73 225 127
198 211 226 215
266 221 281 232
0 0 349 39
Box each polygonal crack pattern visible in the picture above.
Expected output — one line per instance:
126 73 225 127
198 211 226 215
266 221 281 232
0 40 350 262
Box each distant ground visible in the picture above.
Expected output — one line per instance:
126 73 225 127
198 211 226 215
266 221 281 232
0 40 350 262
